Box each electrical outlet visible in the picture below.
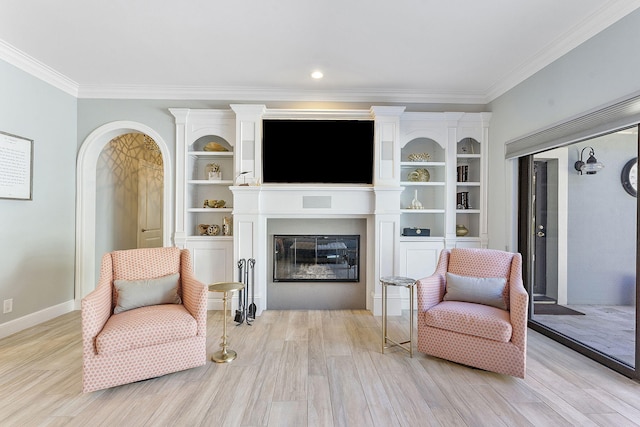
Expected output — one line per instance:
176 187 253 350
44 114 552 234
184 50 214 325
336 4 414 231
3 299 12 314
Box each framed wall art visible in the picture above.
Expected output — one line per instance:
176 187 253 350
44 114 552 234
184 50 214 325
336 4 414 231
0 131 33 200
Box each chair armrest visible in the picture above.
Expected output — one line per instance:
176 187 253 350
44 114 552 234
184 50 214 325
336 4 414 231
180 250 208 336
508 253 528 351
417 274 446 311
81 254 114 357
509 282 528 351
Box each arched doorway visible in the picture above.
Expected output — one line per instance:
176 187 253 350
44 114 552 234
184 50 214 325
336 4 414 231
75 121 172 305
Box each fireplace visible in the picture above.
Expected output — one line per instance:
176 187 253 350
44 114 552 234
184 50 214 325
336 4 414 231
265 217 368 310
231 175 402 313
273 234 360 282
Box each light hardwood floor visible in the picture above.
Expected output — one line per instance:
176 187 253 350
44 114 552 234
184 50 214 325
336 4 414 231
1 309 640 426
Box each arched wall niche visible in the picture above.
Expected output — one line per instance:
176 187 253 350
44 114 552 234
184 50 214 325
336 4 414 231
75 121 172 304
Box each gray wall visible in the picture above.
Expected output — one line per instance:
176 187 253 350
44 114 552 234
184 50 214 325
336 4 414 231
0 60 76 324
567 133 636 304
488 9 640 252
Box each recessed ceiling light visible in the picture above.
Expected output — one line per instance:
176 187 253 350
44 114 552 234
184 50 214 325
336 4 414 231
311 71 324 79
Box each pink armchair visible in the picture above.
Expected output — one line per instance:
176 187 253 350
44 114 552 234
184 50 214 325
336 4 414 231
416 248 528 378
81 247 208 392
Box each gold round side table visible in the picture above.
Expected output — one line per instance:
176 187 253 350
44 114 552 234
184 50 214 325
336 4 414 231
208 281 245 363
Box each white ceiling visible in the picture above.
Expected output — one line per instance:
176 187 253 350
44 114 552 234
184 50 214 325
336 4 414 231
1 0 639 103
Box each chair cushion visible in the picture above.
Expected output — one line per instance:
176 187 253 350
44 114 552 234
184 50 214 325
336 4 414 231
96 304 197 355
443 272 507 310
114 273 182 314
423 301 513 343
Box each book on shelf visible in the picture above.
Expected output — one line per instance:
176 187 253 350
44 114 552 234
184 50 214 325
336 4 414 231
457 165 468 182
456 191 469 209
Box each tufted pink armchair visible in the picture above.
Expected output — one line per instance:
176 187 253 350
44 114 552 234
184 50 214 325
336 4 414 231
81 247 208 392
416 248 528 378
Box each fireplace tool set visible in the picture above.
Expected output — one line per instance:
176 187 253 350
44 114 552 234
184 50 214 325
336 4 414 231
234 258 256 325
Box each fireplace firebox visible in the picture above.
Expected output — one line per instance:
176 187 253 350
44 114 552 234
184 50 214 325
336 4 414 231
273 235 359 282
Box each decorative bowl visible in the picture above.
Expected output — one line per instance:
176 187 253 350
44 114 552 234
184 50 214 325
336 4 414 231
408 152 430 162
408 168 430 182
203 199 226 208
203 142 229 152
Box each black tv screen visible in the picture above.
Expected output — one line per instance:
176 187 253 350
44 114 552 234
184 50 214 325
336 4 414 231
262 119 374 184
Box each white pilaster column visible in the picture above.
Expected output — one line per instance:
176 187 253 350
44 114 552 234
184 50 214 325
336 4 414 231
169 108 190 247
371 106 406 315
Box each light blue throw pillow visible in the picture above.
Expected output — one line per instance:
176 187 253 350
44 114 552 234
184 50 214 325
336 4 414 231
114 273 182 314
444 272 507 310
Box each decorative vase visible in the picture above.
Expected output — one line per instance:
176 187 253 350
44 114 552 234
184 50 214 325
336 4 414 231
410 189 423 209
222 217 231 236
456 224 469 237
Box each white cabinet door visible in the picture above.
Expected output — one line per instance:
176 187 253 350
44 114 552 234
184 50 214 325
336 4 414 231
454 240 482 249
186 240 234 285
399 241 444 280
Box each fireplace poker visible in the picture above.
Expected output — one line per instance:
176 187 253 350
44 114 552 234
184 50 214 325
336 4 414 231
248 258 256 320
234 259 246 324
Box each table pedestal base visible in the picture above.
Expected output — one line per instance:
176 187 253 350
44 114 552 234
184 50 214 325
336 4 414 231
212 349 237 363
208 281 245 364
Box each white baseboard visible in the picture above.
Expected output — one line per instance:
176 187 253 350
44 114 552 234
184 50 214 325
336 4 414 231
0 300 75 339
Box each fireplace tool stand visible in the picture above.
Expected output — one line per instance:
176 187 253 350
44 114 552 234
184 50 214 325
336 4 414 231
234 258 256 325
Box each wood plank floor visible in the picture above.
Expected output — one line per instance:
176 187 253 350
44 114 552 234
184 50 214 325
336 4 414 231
1 309 640 426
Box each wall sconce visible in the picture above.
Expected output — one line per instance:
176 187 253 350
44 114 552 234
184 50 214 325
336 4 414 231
574 147 604 175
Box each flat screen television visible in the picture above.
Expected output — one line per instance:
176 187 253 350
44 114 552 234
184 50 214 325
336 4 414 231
262 119 374 184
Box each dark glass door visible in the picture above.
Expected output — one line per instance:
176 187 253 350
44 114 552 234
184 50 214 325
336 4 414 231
521 127 638 379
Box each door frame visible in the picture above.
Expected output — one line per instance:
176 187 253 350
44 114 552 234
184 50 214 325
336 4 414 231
533 160 548 297
519 147 637 380
75 121 172 305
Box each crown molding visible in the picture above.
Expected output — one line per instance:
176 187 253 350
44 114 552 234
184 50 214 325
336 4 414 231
76 84 488 105
485 0 640 103
0 40 78 97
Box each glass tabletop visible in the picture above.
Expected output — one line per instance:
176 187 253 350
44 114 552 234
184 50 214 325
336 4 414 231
380 276 416 287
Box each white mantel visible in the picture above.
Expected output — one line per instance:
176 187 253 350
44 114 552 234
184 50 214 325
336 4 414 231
232 184 404 316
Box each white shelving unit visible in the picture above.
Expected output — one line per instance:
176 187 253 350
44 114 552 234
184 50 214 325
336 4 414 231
170 107 489 310
455 138 482 239
397 112 490 282
170 109 237 295
399 139 447 238
186 148 234 240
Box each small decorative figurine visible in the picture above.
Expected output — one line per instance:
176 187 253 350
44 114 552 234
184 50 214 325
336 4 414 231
203 199 226 208
198 224 220 236
206 163 222 180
